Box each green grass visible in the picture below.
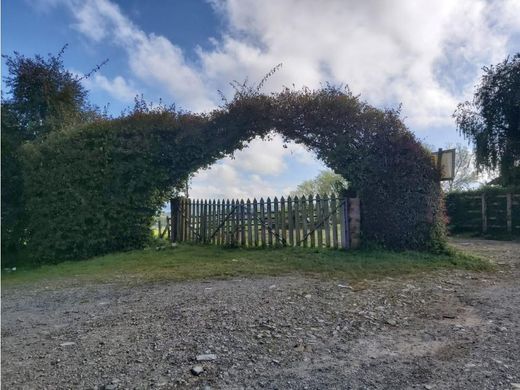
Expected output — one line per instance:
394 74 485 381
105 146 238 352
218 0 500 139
1 244 492 288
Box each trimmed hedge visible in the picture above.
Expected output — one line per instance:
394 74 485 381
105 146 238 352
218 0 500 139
21 87 446 263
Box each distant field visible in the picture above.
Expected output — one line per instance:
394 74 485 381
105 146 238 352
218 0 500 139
2 244 491 287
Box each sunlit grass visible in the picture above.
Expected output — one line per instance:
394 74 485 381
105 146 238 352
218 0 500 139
1 244 492 288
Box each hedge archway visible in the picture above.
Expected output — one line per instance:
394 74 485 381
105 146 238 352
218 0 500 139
22 86 446 262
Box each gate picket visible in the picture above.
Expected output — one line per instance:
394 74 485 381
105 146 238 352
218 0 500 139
287 196 294 247
316 194 323 248
253 198 259 246
280 196 287 245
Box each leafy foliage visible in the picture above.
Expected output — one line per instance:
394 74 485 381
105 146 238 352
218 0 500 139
454 53 520 186
1 47 104 260
22 85 446 262
290 170 348 197
2 46 101 140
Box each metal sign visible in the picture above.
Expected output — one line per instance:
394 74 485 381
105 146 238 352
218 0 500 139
432 148 456 181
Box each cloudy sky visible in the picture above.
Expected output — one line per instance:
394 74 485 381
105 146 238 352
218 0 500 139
3 0 520 199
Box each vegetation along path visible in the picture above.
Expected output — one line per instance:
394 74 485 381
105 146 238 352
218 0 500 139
2 239 519 389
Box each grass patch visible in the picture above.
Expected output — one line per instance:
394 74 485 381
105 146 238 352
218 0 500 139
2 244 492 288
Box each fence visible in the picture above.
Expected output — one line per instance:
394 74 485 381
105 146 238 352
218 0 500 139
153 214 171 239
170 195 360 249
446 192 520 235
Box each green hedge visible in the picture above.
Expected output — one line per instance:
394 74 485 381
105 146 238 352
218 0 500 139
21 87 446 263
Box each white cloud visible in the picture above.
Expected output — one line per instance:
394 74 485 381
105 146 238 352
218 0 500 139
82 74 137 102
56 0 520 128
61 0 215 111
202 0 519 128
189 161 280 199
189 134 325 198
44 0 520 198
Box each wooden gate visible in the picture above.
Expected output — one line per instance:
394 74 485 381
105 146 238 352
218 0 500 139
170 194 360 249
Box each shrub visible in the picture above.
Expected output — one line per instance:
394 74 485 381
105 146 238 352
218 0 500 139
21 86 446 263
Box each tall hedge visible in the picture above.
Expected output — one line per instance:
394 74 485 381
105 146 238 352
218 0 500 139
21 87 446 263
22 111 220 262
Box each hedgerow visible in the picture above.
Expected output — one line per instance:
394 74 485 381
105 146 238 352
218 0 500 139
21 86 446 263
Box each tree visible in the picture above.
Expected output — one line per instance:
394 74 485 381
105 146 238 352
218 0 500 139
2 45 101 141
1 46 102 259
290 170 348 197
442 144 479 192
454 53 520 186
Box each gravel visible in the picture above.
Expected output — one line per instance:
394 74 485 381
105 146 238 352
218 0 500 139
2 238 519 389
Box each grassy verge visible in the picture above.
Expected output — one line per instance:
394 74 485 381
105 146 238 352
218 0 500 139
1 244 492 288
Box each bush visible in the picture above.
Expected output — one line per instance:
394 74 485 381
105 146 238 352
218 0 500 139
21 86 446 263
21 110 222 262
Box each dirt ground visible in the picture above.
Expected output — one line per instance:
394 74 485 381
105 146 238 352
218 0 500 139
2 238 519 390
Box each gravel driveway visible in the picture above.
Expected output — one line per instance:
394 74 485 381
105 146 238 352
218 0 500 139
2 238 519 389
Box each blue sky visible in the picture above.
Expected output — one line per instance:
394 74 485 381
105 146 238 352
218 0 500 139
3 0 520 199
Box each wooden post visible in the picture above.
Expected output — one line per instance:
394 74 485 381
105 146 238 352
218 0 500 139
293 196 300 245
240 200 246 246
308 195 315 248
323 195 331 248
340 198 349 249
316 195 323 248
267 197 273 246
287 196 294 247
280 196 287 246
253 198 259 247
506 193 512 233
170 198 180 243
481 193 487 233
273 197 280 246
348 197 361 249
301 196 308 247
331 196 338 249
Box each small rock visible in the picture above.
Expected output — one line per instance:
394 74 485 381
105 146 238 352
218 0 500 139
499 326 508 332
511 384 520 389
304 294 312 299
424 385 434 390
191 365 204 376
196 354 217 361
337 284 351 289
454 324 465 330
294 344 305 352
60 342 76 347
171 242 178 248
385 319 397 326
104 385 117 390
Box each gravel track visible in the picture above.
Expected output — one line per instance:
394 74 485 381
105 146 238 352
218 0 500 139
2 238 519 389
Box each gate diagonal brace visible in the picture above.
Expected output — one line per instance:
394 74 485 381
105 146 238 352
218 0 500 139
296 199 346 246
